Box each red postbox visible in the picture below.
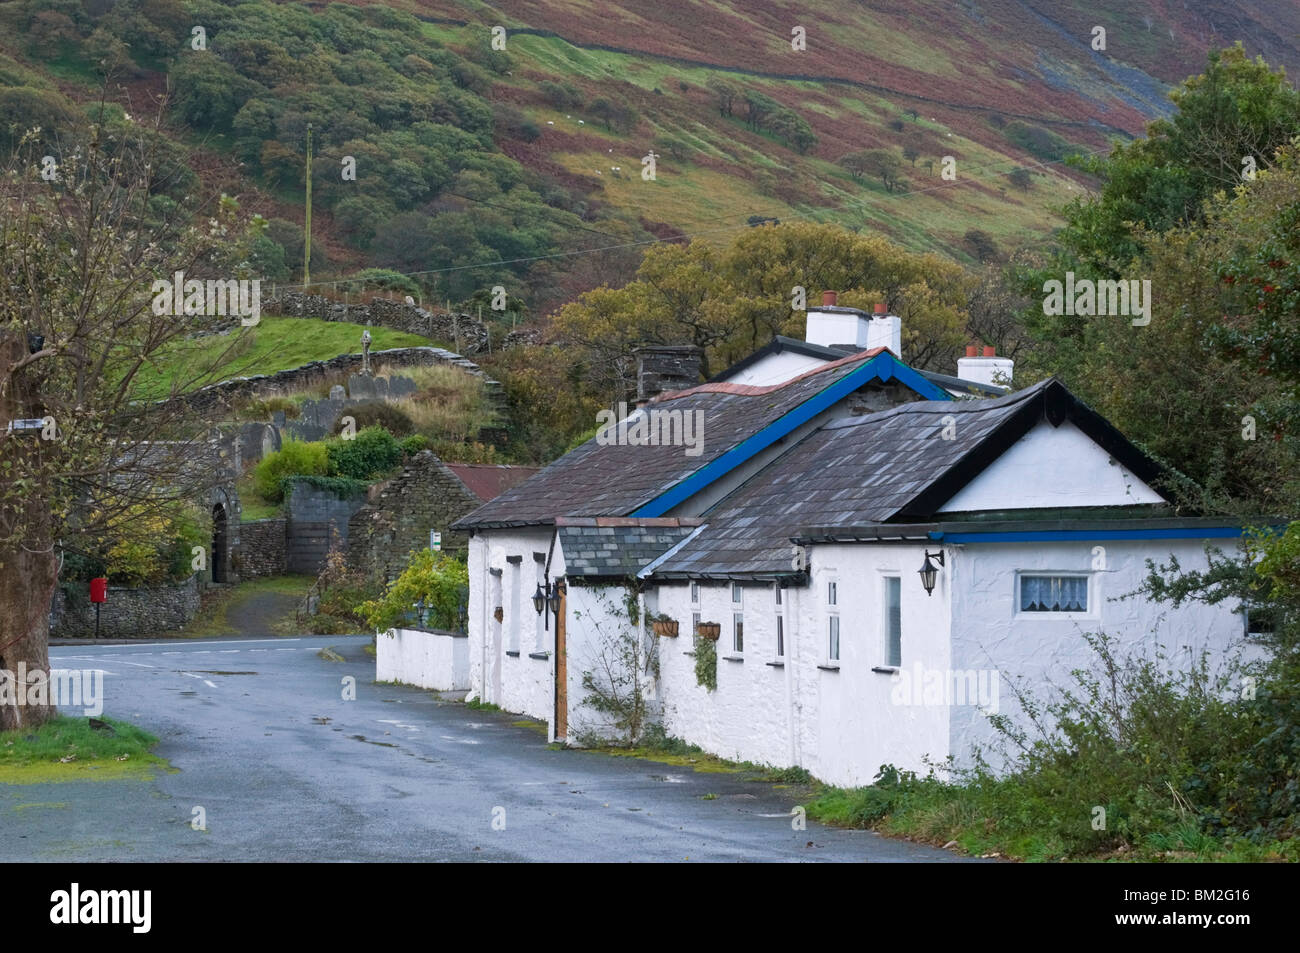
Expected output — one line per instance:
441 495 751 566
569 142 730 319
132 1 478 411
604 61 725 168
90 577 107 603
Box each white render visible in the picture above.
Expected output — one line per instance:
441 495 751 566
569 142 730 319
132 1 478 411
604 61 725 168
376 627 470 692
467 529 555 726
865 314 902 357
805 307 870 348
725 350 828 387
457 526 1252 786
956 354 1014 388
650 538 1250 786
938 420 1164 512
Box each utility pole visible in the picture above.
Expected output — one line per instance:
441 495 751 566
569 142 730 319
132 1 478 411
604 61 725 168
303 122 313 289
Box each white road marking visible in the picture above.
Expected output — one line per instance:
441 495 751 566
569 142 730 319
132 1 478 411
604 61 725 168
178 671 218 688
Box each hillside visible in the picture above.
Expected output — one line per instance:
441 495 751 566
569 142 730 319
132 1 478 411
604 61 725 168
2 0 1297 317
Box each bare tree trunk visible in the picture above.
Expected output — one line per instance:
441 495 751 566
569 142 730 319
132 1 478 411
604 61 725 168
0 539 59 731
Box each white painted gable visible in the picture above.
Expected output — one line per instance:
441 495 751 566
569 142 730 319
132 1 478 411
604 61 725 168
723 350 828 387
937 419 1164 512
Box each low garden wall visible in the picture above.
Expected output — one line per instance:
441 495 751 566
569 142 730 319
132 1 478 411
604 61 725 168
376 627 469 692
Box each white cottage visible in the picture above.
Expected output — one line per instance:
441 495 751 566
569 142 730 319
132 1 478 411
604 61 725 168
452 300 1259 786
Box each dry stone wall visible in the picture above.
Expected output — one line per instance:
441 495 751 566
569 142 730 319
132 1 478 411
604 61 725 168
265 293 490 353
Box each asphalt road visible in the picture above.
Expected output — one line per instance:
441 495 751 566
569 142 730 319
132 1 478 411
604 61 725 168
3 636 975 862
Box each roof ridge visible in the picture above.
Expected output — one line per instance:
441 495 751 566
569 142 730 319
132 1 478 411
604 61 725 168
823 377 1051 429
654 347 888 402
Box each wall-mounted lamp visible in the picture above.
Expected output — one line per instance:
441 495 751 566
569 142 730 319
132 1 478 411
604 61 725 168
532 580 564 629
918 549 945 597
27 333 44 354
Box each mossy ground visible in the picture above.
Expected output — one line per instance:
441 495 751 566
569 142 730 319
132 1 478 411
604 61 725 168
0 716 168 785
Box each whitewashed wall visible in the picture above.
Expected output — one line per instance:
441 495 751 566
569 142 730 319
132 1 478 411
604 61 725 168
653 545 950 787
468 527 1255 789
376 627 470 691
946 538 1255 772
561 578 655 744
938 420 1163 512
467 529 554 724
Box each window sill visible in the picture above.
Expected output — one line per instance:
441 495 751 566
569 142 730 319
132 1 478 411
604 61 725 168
505 650 520 658
872 666 898 675
766 660 784 668
817 663 840 672
722 654 743 662
528 651 550 661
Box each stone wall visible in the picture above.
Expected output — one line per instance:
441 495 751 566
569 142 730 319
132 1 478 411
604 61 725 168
347 452 480 582
51 574 202 639
237 518 288 578
182 346 503 418
265 292 489 353
285 479 369 574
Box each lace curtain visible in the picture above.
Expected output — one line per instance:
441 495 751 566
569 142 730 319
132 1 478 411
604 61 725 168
1020 575 1087 612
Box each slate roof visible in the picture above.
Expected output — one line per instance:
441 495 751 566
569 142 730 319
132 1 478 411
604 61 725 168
454 348 915 529
445 463 541 503
650 379 1163 578
556 517 703 578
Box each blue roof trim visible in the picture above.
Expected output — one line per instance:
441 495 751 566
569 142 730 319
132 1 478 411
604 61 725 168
632 352 950 518
931 527 1251 543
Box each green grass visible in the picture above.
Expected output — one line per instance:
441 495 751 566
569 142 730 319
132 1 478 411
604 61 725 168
0 716 167 785
128 317 431 399
236 471 282 522
465 698 502 712
801 776 1300 863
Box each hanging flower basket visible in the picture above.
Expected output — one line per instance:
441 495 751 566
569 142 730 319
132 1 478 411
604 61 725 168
696 621 721 641
651 618 679 638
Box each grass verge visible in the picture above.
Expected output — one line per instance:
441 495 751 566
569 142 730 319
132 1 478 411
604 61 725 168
0 716 167 785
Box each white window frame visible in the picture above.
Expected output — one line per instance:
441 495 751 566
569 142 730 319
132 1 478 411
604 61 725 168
690 581 700 606
774 584 784 659
1014 572 1095 619
827 615 840 662
733 611 744 654
731 582 743 606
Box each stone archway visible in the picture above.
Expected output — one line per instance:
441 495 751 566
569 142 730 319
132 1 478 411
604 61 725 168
212 503 229 583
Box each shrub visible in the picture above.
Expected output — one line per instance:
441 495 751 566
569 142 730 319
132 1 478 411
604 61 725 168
253 439 329 502
335 401 414 437
358 549 468 631
693 634 717 691
326 426 403 481
242 395 300 421
102 501 210 587
399 434 430 455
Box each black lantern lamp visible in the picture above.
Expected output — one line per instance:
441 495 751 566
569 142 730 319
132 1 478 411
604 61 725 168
533 579 564 629
918 549 945 596
27 333 44 354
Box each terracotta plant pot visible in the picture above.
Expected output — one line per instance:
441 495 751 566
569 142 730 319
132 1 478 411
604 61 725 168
696 622 721 641
652 618 679 638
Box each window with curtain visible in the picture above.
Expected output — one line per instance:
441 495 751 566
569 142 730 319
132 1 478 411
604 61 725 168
1019 575 1088 612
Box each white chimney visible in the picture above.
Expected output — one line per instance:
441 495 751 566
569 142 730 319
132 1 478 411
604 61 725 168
806 291 867 348
806 293 900 356
865 302 901 358
957 345 1013 389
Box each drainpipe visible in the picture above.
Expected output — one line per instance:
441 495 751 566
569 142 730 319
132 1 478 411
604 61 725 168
785 580 798 769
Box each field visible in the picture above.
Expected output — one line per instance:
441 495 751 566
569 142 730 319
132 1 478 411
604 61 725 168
128 318 431 400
